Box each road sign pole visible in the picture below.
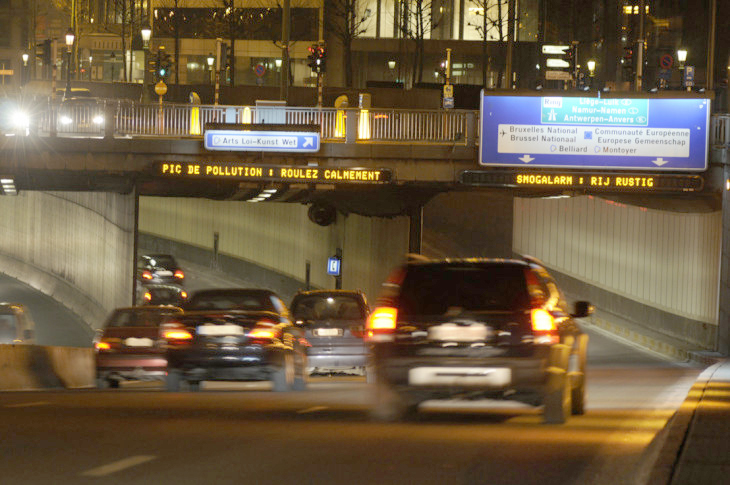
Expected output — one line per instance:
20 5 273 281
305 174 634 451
214 38 221 106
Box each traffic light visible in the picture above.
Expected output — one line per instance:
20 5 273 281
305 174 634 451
307 45 326 74
317 45 326 73
623 47 634 67
307 45 318 73
157 50 171 79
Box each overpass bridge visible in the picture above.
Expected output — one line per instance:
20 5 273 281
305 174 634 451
1 95 730 358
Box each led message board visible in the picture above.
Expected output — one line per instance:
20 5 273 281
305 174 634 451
479 95 710 171
156 161 392 184
460 170 703 193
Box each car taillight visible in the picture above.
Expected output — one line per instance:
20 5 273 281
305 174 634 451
531 309 559 344
366 307 397 341
95 341 111 351
249 319 280 341
180 291 188 299
141 271 153 280
163 328 193 340
143 291 152 302
174 270 185 280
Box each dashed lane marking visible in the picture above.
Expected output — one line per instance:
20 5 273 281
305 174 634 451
80 455 156 477
4 401 50 408
296 405 329 414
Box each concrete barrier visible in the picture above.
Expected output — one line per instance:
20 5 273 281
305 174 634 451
0 344 95 390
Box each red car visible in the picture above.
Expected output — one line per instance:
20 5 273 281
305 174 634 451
94 306 183 388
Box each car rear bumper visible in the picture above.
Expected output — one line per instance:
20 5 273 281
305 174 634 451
96 353 167 381
167 345 276 381
307 353 368 371
374 346 550 397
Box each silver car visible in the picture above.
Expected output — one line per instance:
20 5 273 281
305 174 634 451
290 290 370 377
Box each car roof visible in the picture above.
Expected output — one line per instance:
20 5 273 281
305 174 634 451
114 306 183 313
404 257 534 268
294 289 363 297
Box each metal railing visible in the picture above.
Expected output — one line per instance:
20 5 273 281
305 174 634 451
33 101 473 145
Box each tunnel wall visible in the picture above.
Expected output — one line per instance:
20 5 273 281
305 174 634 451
514 195 721 349
138 197 410 303
0 191 135 331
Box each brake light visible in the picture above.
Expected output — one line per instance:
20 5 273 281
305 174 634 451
141 271 153 280
248 328 279 339
366 307 397 342
180 291 188 299
163 328 193 340
143 291 152 302
531 309 556 332
95 341 111 351
174 270 185 280
367 307 397 330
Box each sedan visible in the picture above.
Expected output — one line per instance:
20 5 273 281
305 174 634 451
164 288 308 392
94 306 183 388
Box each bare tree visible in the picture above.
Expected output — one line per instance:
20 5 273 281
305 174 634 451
467 0 510 87
326 0 373 87
397 0 441 85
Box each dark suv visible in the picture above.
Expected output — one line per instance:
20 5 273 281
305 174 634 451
367 257 592 424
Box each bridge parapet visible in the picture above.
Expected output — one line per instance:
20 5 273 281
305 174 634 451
30 101 477 146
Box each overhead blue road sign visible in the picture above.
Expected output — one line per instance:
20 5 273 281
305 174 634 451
479 95 710 171
327 257 341 276
204 130 320 153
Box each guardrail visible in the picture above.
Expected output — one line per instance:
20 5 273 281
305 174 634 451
34 101 475 145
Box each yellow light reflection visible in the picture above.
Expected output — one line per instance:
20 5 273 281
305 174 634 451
189 107 201 135
358 109 371 140
335 110 346 138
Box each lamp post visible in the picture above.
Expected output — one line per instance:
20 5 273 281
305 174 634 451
21 53 28 86
64 28 75 99
587 59 596 88
677 48 687 90
88 56 93 81
141 23 152 103
207 53 215 84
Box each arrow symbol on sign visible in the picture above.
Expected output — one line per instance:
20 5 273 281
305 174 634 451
303 137 314 148
519 155 535 163
652 157 669 166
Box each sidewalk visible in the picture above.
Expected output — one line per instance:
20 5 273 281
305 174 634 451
645 360 730 484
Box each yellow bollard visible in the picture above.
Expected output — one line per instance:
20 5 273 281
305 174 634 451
189 107 200 135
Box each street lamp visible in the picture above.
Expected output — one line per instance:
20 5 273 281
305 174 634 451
587 59 596 89
207 53 215 84
141 23 152 103
64 28 75 99
677 48 687 90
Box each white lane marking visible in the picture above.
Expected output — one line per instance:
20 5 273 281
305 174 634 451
296 406 329 414
80 455 156 477
4 401 50 408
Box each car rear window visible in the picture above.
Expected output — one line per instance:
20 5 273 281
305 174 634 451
0 313 18 342
185 291 275 312
145 255 178 269
292 295 365 320
397 264 530 315
106 309 179 328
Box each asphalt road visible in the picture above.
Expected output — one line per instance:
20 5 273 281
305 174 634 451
0 326 702 485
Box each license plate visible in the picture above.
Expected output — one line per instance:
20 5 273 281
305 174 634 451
313 328 343 337
156 270 173 276
124 337 154 347
428 323 489 342
197 324 244 336
408 367 511 387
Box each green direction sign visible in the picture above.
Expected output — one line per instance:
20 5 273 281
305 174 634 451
540 97 649 126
